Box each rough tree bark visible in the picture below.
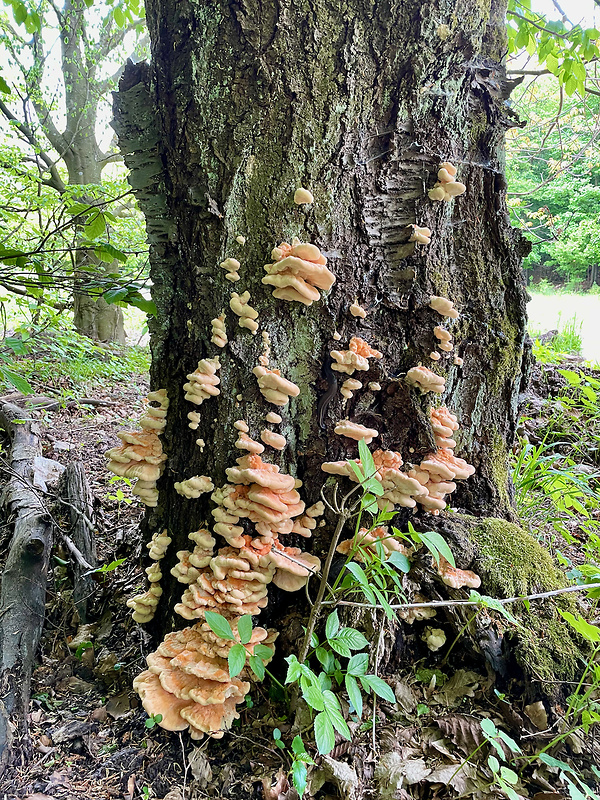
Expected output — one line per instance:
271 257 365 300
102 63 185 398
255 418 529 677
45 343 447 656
113 0 581 759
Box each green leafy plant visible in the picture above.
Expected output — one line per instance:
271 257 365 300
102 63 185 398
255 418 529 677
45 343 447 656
144 712 163 729
203 611 277 682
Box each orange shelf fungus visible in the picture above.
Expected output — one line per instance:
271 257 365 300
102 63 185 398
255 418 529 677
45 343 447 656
188 411 201 430
430 352 441 361
406 366 446 394
219 257 241 283
262 238 335 305
184 358 221 405
106 389 168 508
133 620 277 739
268 544 321 591
265 411 282 424
211 315 228 348
434 325 454 353
230 291 259 334
409 225 432 245
234 420 249 433
306 501 325 518
331 336 383 375
454 355 464 366
341 378 362 399
174 475 215 499
349 302 367 318
253 365 300 407
148 530 172 561
428 161 466 201
436 556 481 589
368 381 381 391
398 594 437 624
293 187 314 204
332 331 342 341
260 429 287 450
429 295 459 319
430 406 459 449
128 529 174 624
334 419 379 444
235 431 265 454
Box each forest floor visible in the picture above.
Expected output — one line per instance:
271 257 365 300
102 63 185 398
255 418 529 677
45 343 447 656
0 340 599 800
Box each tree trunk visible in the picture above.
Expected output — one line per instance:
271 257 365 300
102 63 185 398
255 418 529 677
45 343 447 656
112 0 579 757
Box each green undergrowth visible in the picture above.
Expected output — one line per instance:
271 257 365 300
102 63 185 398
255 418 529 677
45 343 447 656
0 323 150 396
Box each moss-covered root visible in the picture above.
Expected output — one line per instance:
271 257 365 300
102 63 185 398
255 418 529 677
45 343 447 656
463 516 584 686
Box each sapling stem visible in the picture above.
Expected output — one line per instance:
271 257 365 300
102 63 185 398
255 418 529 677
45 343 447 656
299 509 350 664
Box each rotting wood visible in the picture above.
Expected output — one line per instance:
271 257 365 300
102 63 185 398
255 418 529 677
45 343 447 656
59 462 98 622
0 402 59 773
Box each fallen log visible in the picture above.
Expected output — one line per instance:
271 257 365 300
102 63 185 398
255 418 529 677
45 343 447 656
59 462 98 622
0 403 58 773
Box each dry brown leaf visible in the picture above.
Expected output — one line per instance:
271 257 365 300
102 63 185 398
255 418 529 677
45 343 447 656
533 794 563 800
434 670 481 707
437 714 486 756
106 691 130 719
393 682 417 715
189 748 212 787
426 761 481 794
263 768 288 799
524 701 548 731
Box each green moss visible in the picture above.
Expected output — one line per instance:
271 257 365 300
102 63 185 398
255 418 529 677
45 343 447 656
464 516 582 682
487 432 511 510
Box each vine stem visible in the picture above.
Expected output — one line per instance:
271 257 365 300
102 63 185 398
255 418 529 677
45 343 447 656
299 510 350 664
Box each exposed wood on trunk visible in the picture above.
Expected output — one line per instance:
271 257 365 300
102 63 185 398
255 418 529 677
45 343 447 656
0 403 56 773
59 462 98 622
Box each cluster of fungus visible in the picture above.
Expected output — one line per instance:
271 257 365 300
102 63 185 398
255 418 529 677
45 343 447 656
126 530 172 623
331 336 383 375
106 389 168 507
184 358 221 405
428 162 466 201
230 291 259 334
127 177 484 742
262 238 335 305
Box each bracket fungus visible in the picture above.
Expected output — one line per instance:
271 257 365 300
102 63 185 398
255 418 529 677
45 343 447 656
188 411 201 430
408 225 432 245
423 627 447 651
436 556 481 589
230 291 259 334
340 378 362 399
106 389 169 508
368 382 381 391
260 429 287 450
434 325 453 353
235 431 265 454
211 315 228 348
148 530 172 561
265 411 282 424
220 257 241 282
430 406 459 449
263 238 335 305
429 295 459 319
430 352 441 361
406 366 446 394
253 365 300 406
133 620 277 739
428 162 466 201
331 336 383 375
127 529 173 623
349 302 367 318
334 419 379 444
293 187 314 204
184 358 221 405
454 355 464 366
174 475 215 499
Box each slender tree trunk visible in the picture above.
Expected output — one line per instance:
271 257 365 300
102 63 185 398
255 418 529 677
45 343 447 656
113 0 581 758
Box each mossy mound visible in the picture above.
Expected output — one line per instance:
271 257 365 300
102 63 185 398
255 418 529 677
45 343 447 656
459 516 584 685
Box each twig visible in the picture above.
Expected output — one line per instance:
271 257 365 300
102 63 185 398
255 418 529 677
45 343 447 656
372 617 385 754
60 532 94 571
320 581 600 611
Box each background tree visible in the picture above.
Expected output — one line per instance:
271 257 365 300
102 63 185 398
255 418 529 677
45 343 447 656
0 0 147 341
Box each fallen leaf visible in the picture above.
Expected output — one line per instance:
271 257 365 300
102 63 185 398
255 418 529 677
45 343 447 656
533 794 563 800
434 670 481 707
189 748 212 787
106 692 130 719
393 682 417 715
437 714 486 756
524 701 548 731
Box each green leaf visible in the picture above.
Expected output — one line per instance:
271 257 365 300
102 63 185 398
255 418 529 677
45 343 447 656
362 675 395 703
83 211 106 240
104 288 128 305
237 615 252 645
94 242 128 264
468 591 522 627
345 674 363 718
249 655 265 680
336 627 369 651
0 76 10 94
358 438 375 476
345 561 368 586
347 652 369 676
418 530 455 567
488 754 500 773
292 735 306 755
126 295 157 316
325 610 340 640
0 367 33 395
113 5 126 26
253 644 273 661
323 692 351 739
227 643 247 678
348 459 364 482
387 550 411 573
328 637 351 658
204 611 234 641
292 761 308 796
13 2 27 24
303 685 325 711
480 717 497 738
560 610 600 643
314 711 336 755
285 655 302 684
